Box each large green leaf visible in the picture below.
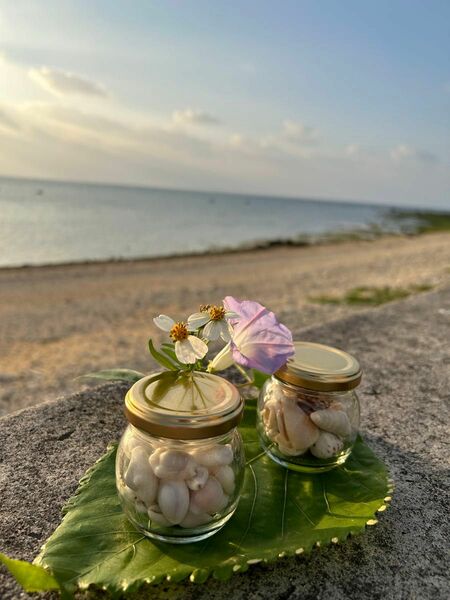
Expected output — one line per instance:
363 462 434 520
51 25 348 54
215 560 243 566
26 399 391 597
79 369 146 384
0 552 59 592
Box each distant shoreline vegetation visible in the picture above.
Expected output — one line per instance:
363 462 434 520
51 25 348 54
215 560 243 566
1 207 449 272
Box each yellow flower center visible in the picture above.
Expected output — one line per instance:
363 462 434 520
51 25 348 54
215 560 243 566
209 305 226 321
170 322 189 341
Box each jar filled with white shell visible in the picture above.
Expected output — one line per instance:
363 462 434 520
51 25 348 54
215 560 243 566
257 342 361 473
116 371 245 543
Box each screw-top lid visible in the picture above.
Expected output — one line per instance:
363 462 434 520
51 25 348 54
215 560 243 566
274 341 362 392
124 371 243 440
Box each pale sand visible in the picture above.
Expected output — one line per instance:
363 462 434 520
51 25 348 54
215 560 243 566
0 232 449 416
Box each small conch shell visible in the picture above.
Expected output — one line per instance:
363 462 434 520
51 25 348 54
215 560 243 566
190 477 228 515
310 409 351 438
149 449 197 480
281 400 320 453
179 511 213 528
212 465 235 495
157 480 190 525
148 504 171 526
310 431 344 459
191 444 233 468
124 447 158 505
186 465 209 491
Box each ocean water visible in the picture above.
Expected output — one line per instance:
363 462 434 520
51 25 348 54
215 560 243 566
0 177 400 268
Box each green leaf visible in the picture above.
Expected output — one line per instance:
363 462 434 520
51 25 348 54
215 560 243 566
30 399 391 596
0 552 59 592
148 338 179 370
79 369 145 384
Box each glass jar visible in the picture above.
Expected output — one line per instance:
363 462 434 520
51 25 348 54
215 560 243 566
257 342 361 473
116 371 245 544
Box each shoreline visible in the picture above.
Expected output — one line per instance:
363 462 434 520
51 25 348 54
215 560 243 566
1 230 449 417
0 222 447 272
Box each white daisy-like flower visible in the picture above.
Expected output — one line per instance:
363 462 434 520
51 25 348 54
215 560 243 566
153 315 208 364
187 304 237 342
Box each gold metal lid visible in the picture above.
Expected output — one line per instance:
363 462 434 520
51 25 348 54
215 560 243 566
274 341 362 392
124 371 243 440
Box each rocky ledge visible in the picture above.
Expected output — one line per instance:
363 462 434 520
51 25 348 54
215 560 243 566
1 286 449 599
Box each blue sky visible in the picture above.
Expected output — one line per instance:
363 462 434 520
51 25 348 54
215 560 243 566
0 1 449 208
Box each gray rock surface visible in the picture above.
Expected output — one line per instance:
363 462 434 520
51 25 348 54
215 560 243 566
1 286 449 599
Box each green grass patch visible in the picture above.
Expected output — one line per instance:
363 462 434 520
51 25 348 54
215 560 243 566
389 209 450 234
310 284 433 306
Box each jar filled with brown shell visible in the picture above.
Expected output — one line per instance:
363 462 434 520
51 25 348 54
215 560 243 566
257 342 362 473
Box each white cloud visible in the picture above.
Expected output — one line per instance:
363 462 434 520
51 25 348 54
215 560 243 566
390 144 437 164
345 143 360 157
282 120 317 145
0 106 19 132
239 61 257 75
172 108 220 126
28 67 107 97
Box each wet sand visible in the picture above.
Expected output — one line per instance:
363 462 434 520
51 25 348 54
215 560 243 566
0 231 449 416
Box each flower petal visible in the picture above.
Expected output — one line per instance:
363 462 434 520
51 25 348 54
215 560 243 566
187 312 210 330
153 315 175 332
224 296 294 374
218 320 232 342
207 342 234 372
224 310 240 324
175 337 208 364
203 320 222 341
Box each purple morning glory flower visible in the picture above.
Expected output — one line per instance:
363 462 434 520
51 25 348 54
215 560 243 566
219 296 294 374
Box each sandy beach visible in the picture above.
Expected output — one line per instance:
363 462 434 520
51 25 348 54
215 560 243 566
1 231 449 416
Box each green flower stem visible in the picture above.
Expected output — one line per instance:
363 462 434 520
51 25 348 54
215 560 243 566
234 364 254 384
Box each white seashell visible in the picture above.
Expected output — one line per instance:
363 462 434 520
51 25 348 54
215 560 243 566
190 477 229 515
123 434 146 457
186 465 209 491
213 465 235 495
274 405 288 439
281 400 320 453
136 472 159 506
262 404 279 438
148 504 171 526
179 511 213 528
191 444 233 468
120 484 137 504
310 409 351 438
134 499 148 514
124 447 150 489
150 449 197 480
125 447 159 505
310 431 344 459
157 480 190 525
120 485 150 513
274 433 307 456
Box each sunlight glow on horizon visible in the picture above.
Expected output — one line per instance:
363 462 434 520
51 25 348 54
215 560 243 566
0 1 449 209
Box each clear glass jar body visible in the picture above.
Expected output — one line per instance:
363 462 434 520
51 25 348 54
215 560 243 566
257 377 360 473
116 424 245 543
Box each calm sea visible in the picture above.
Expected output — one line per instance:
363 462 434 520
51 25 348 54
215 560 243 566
0 177 404 268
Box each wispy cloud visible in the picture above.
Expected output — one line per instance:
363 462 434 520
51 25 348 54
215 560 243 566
345 143 360 157
172 108 220 126
0 106 20 132
28 67 107 97
282 120 318 145
390 144 438 164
